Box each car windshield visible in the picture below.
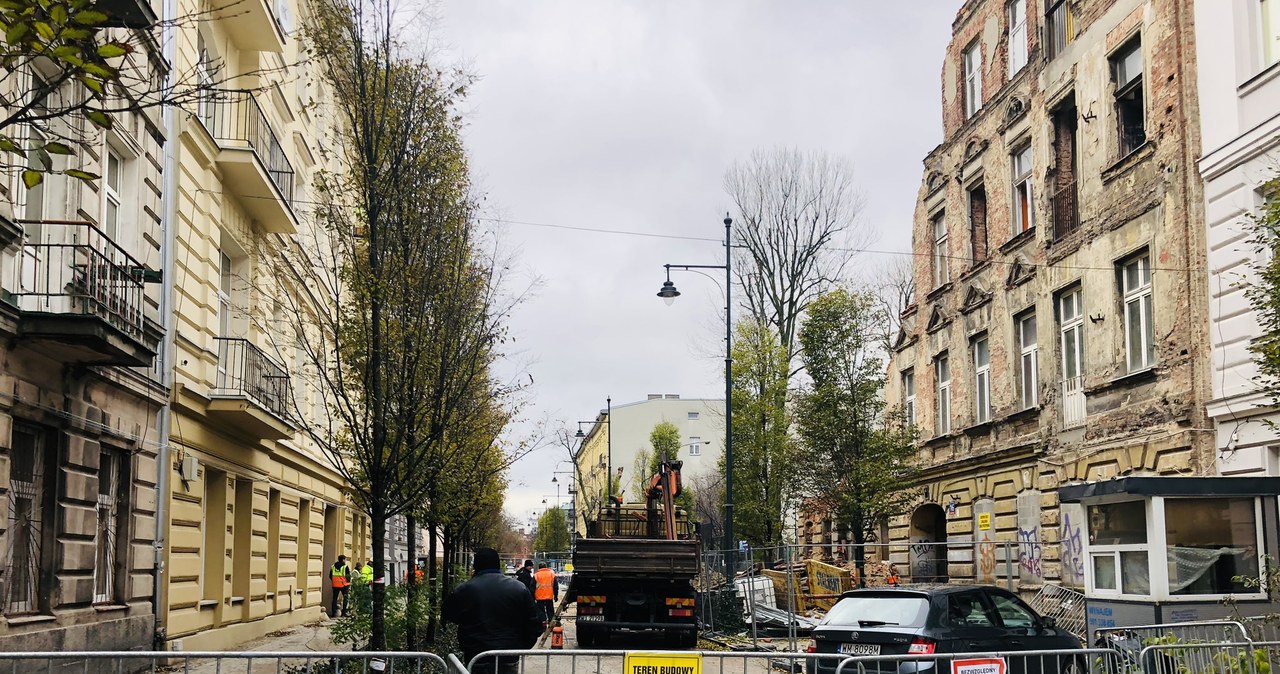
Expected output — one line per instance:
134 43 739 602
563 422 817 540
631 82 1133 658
823 595 930 628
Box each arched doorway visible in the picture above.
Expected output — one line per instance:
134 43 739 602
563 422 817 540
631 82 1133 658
908 503 948 582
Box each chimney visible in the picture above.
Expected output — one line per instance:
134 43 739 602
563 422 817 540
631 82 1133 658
647 394 662 400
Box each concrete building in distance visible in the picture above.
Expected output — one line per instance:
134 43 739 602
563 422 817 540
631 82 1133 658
0 0 168 652
155 0 370 649
1195 0 1280 476
576 394 724 529
884 0 1214 593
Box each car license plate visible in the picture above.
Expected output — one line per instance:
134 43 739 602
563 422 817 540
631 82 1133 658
578 615 604 622
838 643 880 656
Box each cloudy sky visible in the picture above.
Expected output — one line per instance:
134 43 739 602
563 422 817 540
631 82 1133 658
433 1 958 528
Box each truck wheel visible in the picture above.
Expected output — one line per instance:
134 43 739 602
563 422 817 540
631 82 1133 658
676 630 699 649
578 625 603 649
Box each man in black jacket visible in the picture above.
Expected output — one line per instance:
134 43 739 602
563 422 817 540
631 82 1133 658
443 548 543 674
514 559 535 594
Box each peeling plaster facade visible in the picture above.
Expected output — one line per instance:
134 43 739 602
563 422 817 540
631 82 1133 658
884 0 1212 591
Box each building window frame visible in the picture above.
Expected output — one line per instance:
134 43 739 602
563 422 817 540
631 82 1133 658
963 40 983 119
1111 36 1147 158
4 422 55 616
688 437 701 456
93 448 129 605
1008 0 1028 76
935 353 951 435
903 369 916 426
1018 310 1038 409
687 411 699 421
1120 251 1155 372
1012 143 1034 235
973 335 991 424
1261 0 1280 69
1045 0 1075 59
968 182 988 264
932 211 949 288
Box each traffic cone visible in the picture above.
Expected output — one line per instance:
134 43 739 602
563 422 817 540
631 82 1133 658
550 624 564 650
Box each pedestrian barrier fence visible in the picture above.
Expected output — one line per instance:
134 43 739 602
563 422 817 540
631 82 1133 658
834 649 1119 674
1094 621 1252 647
1139 641 1280 674
467 649 857 674
0 650 448 674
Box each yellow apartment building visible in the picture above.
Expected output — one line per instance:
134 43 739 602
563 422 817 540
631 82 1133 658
156 0 369 649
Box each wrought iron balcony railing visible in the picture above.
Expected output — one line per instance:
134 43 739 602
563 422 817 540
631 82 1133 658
213 337 291 421
12 220 147 341
197 90 296 207
1052 181 1079 241
1062 375 1086 429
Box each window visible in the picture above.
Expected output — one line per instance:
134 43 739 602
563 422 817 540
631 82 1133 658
103 149 122 241
1008 0 1027 75
196 31 218 126
1060 289 1084 381
1265 0 1280 66
1112 37 1146 157
968 183 988 263
1165 498 1260 596
903 370 916 425
1088 500 1150 595
93 450 128 604
687 411 699 421
1046 0 1074 59
5 424 53 615
1051 100 1079 240
1012 144 1034 234
973 336 991 423
935 354 951 434
932 212 949 287
1121 253 1155 371
963 41 983 118
202 468 226 602
219 252 233 338
946 592 995 627
688 437 701 456
1018 312 1038 408
988 590 1037 628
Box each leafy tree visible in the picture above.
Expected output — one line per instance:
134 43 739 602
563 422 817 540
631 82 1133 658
794 288 918 584
650 421 681 462
1247 177 1280 402
723 318 798 553
629 421 695 514
533 506 571 554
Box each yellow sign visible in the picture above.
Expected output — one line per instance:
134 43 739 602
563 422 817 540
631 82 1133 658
565 563 574 572
977 513 992 530
624 652 702 674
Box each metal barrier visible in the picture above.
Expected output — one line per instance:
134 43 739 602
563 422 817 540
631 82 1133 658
1094 621 1252 647
1139 641 1280 674
834 649 1121 674
1243 618 1280 643
467 649 856 674
0 650 449 674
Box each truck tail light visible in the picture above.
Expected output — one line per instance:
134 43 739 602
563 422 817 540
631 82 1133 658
579 606 603 615
668 608 694 617
664 597 695 607
907 637 936 655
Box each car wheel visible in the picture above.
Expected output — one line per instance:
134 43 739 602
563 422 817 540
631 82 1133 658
1061 657 1085 674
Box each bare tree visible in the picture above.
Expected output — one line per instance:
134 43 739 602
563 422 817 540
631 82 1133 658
723 147 869 369
866 256 916 355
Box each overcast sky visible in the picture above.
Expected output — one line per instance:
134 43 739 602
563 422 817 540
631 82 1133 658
434 1 957 529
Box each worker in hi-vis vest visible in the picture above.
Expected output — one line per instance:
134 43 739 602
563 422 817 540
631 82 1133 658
330 555 352 617
532 562 558 625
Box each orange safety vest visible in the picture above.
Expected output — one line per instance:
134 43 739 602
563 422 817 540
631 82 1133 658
534 568 556 601
331 563 350 589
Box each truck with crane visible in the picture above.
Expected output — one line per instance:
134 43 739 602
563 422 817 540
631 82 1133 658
570 459 700 648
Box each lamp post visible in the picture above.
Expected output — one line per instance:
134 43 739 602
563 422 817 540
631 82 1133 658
657 213 734 579
574 405 611 505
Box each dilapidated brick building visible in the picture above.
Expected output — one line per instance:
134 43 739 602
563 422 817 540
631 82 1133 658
884 0 1212 591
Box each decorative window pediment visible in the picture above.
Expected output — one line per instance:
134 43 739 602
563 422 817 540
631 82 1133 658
960 284 992 314
925 305 951 334
1006 97 1027 125
1006 256 1036 288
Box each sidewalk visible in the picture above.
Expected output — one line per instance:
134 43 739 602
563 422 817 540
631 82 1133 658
172 620 342 674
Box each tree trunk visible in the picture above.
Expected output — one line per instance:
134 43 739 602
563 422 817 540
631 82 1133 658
426 517 440 643
370 505 388 650
852 508 867 588
405 514 418 651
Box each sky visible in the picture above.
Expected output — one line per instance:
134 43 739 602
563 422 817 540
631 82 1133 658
432 1 958 529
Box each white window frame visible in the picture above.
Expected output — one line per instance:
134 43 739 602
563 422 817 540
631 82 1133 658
1262 0 1280 69
932 212 949 287
1060 289 1084 380
1008 0 1028 76
1018 312 1038 408
903 369 916 426
1158 496 1267 601
1012 144 1034 234
103 148 122 241
973 336 991 424
1086 499 1152 598
687 411 699 421
963 41 983 118
688 437 701 456
1121 252 1155 372
935 354 951 435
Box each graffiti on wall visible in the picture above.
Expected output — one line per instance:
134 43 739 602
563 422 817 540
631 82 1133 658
977 540 997 579
1060 512 1086 587
910 538 940 580
1017 526 1043 579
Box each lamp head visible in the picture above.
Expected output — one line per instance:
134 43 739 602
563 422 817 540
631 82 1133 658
574 428 585 439
657 280 681 306
551 476 558 483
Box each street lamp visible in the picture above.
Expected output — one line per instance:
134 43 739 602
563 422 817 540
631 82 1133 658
657 213 735 579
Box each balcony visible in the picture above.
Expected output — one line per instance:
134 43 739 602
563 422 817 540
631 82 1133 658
208 0 285 52
208 337 293 440
1062 375 1086 429
198 91 297 234
1052 181 1078 241
9 220 158 366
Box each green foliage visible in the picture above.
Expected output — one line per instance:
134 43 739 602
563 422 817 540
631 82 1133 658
533 506 570 554
794 289 919 555
1247 178 1280 403
329 581 431 651
0 0 131 182
650 421 681 463
723 318 798 551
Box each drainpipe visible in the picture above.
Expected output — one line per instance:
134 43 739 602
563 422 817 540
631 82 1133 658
152 0 180 645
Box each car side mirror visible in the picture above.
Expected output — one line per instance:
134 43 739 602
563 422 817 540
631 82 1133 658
1041 616 1058 630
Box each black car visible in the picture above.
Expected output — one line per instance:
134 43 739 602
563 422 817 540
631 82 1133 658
806 585 1083 674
